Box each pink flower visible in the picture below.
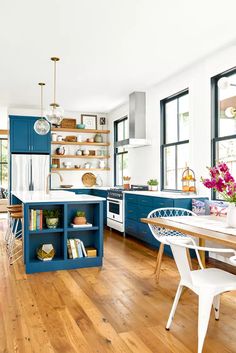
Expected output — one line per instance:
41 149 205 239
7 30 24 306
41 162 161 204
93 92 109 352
202 178 215 189
223 171 234 183
215 177 226 192
218 162 229 173
209 167 220 178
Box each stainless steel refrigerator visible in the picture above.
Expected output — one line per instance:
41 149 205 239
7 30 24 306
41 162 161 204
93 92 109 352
11 154 50 192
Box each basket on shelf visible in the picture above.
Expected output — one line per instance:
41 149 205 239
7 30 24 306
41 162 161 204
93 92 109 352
181 167 196 193
61 118 77 129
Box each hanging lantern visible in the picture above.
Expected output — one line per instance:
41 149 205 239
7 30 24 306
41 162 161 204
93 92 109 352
34 83 50 135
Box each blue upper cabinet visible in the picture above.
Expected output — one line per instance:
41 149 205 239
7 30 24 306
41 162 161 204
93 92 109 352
10 115 50 154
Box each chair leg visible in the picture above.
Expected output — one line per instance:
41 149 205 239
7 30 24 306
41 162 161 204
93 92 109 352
198 293 214 353
166 284 184 330
213 295 220 320
154 243 164 283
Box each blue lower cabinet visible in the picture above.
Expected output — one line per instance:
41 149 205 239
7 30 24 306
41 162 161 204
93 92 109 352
138 223 158 247
92 189 107 225
125 219 138 236
126 204 138 221
173 198 192 210
152 197 173 209
74 189 92 195
138 206 154 219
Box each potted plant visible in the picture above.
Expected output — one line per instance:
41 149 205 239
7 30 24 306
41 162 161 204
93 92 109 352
43 209 61 229
147 179 159 191
201 162 236 227
73 211 87 225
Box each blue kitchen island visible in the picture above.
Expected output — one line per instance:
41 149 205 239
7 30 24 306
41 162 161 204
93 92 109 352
12 191 105 274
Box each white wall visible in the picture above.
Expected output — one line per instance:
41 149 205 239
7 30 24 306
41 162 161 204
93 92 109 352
107 44 236 195
7 107 110 188
0 106 8 129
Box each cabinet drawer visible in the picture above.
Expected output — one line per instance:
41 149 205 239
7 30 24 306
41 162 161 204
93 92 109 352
138 206 154 220
126 204 138 220
138 223 159 247
125 219 138 236
139 196 153 207
125 194 138 204
152 197 173 209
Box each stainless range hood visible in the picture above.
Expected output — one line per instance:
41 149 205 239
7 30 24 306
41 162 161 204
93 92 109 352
115 92 150 148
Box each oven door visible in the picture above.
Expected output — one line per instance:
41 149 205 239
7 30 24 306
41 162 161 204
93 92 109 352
107 198 123 223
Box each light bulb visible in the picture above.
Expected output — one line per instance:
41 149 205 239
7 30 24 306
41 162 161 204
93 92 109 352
46 105 64 126
34 118 50 135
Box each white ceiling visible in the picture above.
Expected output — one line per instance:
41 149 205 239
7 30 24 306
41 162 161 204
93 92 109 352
0 0 236 113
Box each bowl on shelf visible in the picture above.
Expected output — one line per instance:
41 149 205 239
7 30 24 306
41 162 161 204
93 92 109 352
51 164 58 168
77 124 85 129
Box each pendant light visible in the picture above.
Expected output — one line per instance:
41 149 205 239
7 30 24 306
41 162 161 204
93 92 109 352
34 83 50 135
46 57 64 126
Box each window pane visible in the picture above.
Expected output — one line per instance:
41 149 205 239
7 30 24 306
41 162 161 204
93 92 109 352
215 139 236 176
117 121 124 141
124 118 129 139
116 154 123 186
165 100 177 143
164 146 176 189
218 73 236 137
177 143 189 190
179 95 189 141
0 139 8 188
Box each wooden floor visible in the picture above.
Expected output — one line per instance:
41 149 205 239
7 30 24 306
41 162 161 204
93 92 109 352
0 219 236 353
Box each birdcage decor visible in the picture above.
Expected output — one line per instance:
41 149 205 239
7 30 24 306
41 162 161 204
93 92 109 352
181 167 196 193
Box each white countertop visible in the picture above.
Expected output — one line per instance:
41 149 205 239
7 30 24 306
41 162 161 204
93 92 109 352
12 191 106 203
124 191 207 199
52 186 110 191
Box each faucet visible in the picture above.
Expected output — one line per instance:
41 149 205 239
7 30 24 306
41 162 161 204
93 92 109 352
46 171 63 194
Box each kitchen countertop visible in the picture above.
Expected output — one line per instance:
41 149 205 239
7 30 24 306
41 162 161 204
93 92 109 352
52 186 110 191
12 190 106 203
124 191 207 198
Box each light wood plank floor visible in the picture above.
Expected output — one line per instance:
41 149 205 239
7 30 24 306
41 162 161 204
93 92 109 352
0 219 236 353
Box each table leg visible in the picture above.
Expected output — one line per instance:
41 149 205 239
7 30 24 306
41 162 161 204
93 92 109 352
199 238 206 267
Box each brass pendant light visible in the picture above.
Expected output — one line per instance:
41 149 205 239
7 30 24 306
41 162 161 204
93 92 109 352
46 57 64 126
34 83 50 135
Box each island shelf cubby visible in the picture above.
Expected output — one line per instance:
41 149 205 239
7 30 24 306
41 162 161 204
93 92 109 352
18 199 104 273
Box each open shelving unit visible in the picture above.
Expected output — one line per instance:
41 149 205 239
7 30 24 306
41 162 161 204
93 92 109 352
51 167 110 171
51 127 110 134
51 154 110 159
23 200 104 273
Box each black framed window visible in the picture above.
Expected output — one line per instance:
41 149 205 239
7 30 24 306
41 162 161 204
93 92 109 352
161 90 189 191
212 67 236 198
0 138 8 188
114 116 129 186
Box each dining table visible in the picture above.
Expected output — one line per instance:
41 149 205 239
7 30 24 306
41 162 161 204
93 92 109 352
141 215 236 267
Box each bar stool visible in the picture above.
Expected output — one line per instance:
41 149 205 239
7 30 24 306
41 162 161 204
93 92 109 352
5 205 22 243
6 206 23 264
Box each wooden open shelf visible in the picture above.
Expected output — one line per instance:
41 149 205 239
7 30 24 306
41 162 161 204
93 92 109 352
52 141 110 146
51 168 110 171
51 128 110 134
51 154 110 159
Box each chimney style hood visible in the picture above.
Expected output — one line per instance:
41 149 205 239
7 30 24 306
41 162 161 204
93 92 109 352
115 92 150 148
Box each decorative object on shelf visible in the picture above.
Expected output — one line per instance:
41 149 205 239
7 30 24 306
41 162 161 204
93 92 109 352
75 164 81 168
82 172 96 187
76 148 82 156
51 133 57 141
89 150 96 156
84 162 91 169
65 135 77 142
34 82 50 135
55 146 65 155
94 133 103 143
77 135 82 142
201 162 235 226
81 114 97 129
96 150 102 156
147 179 159 191
99 160 106 169
57 134 63 141
96 174 103 187
60 184 73 188
123 176 131 190
82 149 89 156
63 161 72 168
77 123 85 129
61 118 76 129
43 209 61 229
99 117 106 129
87 137 94 143
37 244 55 261
52 158 60 168
73 211 87 225
46 57 64 126
182 167 196 193
86 247 97 257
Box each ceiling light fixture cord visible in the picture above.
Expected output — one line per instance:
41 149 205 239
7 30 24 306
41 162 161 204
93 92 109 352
54 59 56 105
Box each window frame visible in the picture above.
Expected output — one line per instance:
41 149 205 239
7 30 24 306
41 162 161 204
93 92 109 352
160 89 189 192
114 116 128 186
211 66 236 200
0 137 8 187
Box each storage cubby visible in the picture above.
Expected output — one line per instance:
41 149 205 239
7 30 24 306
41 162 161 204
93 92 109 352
29 232 64 262
67 203 100 228
28 204 65 231
67 229 101 259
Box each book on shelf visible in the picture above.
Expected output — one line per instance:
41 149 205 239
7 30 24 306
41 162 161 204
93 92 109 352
70 223 93 228
29 209 43 231
67 238 89 259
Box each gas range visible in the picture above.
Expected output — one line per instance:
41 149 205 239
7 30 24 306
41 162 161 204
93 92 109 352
107 185 148 200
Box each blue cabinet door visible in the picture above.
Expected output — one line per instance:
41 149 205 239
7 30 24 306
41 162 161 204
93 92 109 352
9 115 50 154
10 117 30 153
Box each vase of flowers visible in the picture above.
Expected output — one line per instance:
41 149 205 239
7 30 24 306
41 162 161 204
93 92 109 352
201 162 236 227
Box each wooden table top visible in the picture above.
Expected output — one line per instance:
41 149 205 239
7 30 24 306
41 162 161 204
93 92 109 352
141 215 236 248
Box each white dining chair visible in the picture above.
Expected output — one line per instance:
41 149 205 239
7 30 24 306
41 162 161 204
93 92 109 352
147 207 197 282
164 236 236 353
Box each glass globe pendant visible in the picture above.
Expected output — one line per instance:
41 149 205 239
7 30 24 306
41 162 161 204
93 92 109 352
34 83 50 135
46 57 64 126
